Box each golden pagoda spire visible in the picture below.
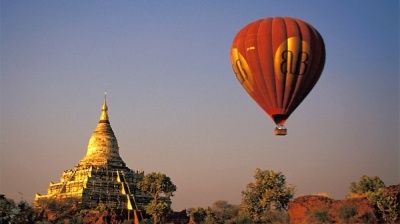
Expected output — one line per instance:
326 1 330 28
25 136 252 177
99 91 109 123
77 91 125 167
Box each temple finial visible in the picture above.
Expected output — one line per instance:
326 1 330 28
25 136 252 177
100 91 109 123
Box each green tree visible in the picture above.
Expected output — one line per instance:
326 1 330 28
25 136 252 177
203 208 216 224
0 196 17 223
0 196 35 223
145 201 170 223
137 172 177 224
187 207 215 224
188 207 207 223
349 175 398 223
235 213 251 224
239 169 295 223
16 200 35 223
210 200 239 223
349 175 385 195
367 188 398 223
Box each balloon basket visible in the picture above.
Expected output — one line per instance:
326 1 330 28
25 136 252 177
274 126 287 136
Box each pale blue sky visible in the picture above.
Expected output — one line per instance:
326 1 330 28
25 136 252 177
1 1 399 210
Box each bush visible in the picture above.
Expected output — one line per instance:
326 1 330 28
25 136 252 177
235 213 251 224
360 211 378 224
338 204 357 222
349 175 385 195
265 210 290 224
367 188 398 223
349 175 398 223
310 209 330 223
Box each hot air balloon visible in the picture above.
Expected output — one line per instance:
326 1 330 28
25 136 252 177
230 17 325 135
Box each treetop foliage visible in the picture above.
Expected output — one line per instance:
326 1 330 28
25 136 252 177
137 172 177 224
240 168 295 223
349 175 386 195
137 172 177 201
348 175 398 223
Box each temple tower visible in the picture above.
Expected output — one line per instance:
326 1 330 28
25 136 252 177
78 94 125 168
34 94 152 211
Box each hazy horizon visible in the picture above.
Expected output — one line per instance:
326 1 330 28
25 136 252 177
1 1 399 211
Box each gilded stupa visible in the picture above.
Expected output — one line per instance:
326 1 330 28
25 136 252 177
34 94 152 211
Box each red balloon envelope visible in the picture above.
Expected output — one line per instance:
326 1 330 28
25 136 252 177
230 17 325 135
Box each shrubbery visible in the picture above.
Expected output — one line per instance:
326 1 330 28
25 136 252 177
349 175 398 223
310 209 329 223
338 204 357 222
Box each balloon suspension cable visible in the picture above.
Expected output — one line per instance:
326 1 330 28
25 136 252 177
274 125 287 136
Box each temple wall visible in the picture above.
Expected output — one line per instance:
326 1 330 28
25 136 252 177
35 166 152 210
